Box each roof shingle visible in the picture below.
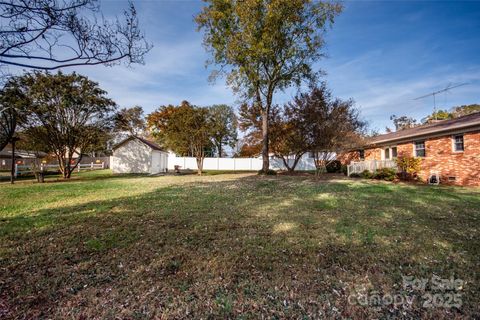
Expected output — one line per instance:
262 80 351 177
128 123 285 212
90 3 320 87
367 112 480 146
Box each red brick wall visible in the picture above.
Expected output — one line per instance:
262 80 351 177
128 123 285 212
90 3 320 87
341 131 480 186
337 151 360 165
418 132 480 186
365 148 381 160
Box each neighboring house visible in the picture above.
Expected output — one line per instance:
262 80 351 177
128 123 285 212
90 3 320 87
339 112 480 186
0 144 46 170
111 136 168 174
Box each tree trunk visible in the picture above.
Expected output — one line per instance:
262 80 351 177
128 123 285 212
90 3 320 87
10 138 16 184
280 154 303 172
69 154 83 178
64 155 72 179
291 154 302 172
196 157 204 175
217 143 222 158
56 152 66 178
281 157 293 172
261 109 269 173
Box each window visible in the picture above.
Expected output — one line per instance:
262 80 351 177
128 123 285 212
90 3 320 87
453 134 464 152
359 149 365 160
383 147 397 160
392 147 398 158
415 141 426 157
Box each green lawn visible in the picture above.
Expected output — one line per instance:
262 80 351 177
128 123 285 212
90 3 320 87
1 170 479 319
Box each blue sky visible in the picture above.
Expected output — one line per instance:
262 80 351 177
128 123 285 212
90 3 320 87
22 0 480 132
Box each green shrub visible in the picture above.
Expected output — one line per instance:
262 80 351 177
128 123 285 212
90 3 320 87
326 160 342 173
374 168 397 181
360 170 373 179
341 165 348 176
349 173 361 178
258 169 277 175
396 156 421 181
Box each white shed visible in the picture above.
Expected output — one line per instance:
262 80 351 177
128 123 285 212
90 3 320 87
111 136 168 174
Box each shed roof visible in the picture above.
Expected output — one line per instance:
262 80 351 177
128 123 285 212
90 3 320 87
113 136 166 152
0 147 47 159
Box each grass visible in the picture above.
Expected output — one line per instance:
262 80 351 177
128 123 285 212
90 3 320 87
0 170 479 319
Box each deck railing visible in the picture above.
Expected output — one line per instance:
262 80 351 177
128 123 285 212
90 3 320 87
347 159 397 176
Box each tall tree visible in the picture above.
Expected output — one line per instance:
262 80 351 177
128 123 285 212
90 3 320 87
0 0 151 70
12 71 115 178
0 82 26 183
451 104 480 117
208 104 237 157
422 109 453 123
302 85 365 175
0 99 17 151
236 136 262 157
421 104 480 124
390 115 418 131
237 102 276 157
196 0 342 173
269 99 311 172
113 106 146 136
148 101 213 175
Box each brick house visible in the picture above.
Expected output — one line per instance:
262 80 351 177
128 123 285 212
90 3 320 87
339 112 480 186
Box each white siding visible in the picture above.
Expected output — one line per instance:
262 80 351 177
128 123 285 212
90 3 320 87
150 150 168 174
111 139 153 173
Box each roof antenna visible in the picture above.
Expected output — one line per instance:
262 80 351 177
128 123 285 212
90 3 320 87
414 83 469 120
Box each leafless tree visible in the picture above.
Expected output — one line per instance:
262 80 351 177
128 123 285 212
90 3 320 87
0 0 152 70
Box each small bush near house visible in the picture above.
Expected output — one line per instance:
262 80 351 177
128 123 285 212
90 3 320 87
325 160 342 173
396 156 422 180
373 168 397 181
349 172 361 178
341 165 348 176
360 170 373 179
258 169 277 175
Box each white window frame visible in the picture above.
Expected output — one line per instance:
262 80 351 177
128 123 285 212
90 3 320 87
382 146 398 160
391 146 398 159
452 134 464 153
414 141 426 158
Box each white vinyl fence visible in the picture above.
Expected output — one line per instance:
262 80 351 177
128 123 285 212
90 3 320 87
347 160 397 176
167 153 322 171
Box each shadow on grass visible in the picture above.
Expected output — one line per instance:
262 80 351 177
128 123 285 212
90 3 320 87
0 175 479 318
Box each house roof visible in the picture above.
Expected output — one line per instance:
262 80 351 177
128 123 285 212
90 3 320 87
113 136 165 152
0 147 47 159
367 112 480 146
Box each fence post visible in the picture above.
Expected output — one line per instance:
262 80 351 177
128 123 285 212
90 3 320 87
78 164 81 172
102 162 105 169
14 163 18 178
233 158 236 171
90 162 93 169
250 158 253 170
347 164 350 177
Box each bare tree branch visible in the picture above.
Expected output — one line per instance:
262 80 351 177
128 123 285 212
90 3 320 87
0 0 152 70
